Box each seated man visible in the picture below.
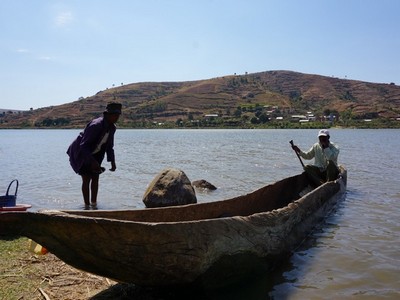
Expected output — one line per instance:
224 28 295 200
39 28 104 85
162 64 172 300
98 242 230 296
291 129 340 185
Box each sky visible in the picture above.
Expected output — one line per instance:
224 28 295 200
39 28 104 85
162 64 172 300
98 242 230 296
1 0 399 110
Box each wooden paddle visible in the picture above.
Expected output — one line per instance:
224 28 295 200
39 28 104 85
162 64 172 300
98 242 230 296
289 140 305 168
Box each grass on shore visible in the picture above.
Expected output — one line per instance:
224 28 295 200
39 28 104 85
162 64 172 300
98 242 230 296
0 237 208 300
0 236 121 299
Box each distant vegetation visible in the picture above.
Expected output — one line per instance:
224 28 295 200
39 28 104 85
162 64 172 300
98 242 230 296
37 117 71 127
1 70 399 129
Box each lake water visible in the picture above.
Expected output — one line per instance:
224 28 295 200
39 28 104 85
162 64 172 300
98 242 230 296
1 129 399 299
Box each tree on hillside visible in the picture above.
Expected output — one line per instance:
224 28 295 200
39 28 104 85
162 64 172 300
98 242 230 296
340 109 353 126
234 107 242 118
259 113 269 123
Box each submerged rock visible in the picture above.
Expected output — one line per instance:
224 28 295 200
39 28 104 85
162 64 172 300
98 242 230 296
143 168 197 208
192 179 217 191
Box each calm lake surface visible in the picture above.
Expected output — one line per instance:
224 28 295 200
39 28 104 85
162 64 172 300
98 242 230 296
1 129 399 299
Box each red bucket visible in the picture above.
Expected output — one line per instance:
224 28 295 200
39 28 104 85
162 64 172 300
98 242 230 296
0 180 18 207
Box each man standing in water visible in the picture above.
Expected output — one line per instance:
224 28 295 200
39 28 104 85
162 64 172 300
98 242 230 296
291 129 340 185
67 102 122 208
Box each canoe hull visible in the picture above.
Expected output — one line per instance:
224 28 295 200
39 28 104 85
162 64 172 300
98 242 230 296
0 169 346 288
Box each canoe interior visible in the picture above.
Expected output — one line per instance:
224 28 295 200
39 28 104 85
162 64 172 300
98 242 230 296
63 172 310 222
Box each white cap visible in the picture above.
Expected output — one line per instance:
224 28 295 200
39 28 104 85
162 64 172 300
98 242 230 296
318 129 330 137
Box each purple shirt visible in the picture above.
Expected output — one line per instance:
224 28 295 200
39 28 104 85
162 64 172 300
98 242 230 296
67 116 116 173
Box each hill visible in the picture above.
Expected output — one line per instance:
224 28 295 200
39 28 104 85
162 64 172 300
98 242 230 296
1 70 400 128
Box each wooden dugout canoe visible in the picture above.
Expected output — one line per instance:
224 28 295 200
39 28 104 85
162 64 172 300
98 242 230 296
0 167 346 288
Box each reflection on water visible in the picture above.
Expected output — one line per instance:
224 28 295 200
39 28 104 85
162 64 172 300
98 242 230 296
1 129 400 298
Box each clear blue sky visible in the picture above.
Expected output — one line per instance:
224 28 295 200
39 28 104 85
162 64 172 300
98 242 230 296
1 0 399 110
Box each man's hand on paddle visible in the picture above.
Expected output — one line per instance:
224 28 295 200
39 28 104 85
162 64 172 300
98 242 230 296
291 144 301 153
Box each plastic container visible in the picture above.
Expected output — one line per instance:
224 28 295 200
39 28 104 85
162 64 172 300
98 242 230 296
28 239 48 255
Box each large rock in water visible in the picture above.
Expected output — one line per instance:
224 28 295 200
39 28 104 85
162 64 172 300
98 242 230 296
143 168 197 208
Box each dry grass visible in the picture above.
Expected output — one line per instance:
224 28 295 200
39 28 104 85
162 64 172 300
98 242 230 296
0 237 116 299
0 237 208 300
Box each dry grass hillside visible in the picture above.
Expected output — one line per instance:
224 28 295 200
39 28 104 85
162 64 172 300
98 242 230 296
1 70 400 128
